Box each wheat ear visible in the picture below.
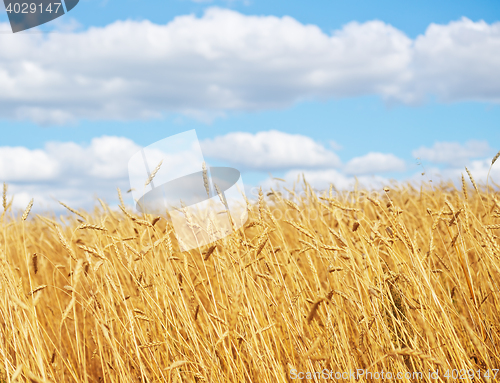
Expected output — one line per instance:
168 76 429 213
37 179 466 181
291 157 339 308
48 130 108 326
145 159 163 186
22 199 34 221
465 167 479 193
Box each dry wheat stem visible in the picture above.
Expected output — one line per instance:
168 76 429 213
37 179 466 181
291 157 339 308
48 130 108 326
461 174 468 200
2 182 7 211
59 201 87 220
117 187 125 207
55 226 76 261
386 348 444 366
28 285 47 296
32 253 38 274
145 159 163 186
22 199 34 221
77 223 108 231
1 177 500 382
202 162 210 197
465 167 479 193
492 150 500 166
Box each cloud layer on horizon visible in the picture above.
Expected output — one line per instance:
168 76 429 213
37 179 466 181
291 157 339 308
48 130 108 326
0 9 499 125
1 132 497 213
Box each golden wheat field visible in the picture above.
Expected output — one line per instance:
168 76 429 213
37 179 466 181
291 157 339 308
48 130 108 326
1 171 500 383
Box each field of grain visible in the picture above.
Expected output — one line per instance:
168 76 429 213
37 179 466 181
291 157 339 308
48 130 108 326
1 171 500 382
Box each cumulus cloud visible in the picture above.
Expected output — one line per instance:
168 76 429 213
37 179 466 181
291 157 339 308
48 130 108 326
1 10 499 124
201 130 341 170
411 18 500 103
0 147 59 181
412 140 491 166
409 158 500 187
463 158 500 184
0 136 141 211
344 152 405 175
2 132 499 214
0 136 140 183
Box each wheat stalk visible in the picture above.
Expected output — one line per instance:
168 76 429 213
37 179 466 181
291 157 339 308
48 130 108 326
77 223 108 231
307 298 324 323
386 348 444 366
285 220 315 240
486 150 500 197
145 159 163 186
60 296 75 328
214 183 227 208
2 182 7 211
11 364 22 381
22 199 34 221
461 173 468 200
32 253 38 274
484 224 500 229
4 174 500 381
55 226 76 261
254 234 269 257
492 150 500 166
465 167 479 193
25 371 53 383
28 285 47 296
117 187 125 207
78 244 106 260
284 199 300 213
202 162 210 197
59 201 87 221
258 187 265 221
203 244 216 261
119 204 136 221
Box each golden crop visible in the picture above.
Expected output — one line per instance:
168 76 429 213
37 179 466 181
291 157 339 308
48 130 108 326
0 178 499 382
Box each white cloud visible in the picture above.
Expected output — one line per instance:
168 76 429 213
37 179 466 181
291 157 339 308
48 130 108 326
0 131 390 213
1 132 499 215
41 136 141 180
0 146 60 181
409 158 500 187
1 10 499 124
464 158 500 185
0 136 141 212
201 130 341 170
344 152 405 175
411 18 500 103
412 140 491 166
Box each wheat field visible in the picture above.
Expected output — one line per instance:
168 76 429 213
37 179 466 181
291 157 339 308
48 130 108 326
1 171 500 382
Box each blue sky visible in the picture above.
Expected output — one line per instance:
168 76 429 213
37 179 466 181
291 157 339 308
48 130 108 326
3 0 497 37
0 0 499 211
